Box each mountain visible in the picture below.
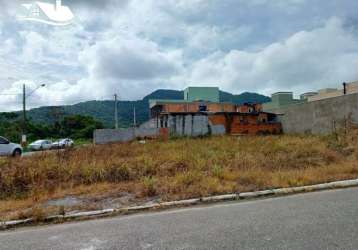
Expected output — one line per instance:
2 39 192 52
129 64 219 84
22 89 271 128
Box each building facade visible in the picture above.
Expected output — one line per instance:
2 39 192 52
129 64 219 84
148 87 282 137
261 81 358 135
262 92 304 113
307 81 358 102
263 81 358 114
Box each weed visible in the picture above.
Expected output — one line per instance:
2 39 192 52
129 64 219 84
58 205 65 216
142 176 157 196
31 206 46 222
211 165 224 179
1 133 358 219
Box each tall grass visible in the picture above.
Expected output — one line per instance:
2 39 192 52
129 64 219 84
0 134 357 212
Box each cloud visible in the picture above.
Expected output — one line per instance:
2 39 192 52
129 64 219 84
76 36 184 100
188 18 358 95
84 37 182 81
1 1 358 111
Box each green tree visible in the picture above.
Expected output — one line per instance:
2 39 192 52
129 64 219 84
60 115 103 139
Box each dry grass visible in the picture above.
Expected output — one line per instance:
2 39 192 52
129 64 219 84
1 132 358 220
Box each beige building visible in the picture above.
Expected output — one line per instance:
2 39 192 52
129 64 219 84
308 81 358 102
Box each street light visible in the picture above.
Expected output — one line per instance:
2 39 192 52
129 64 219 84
26 84 46 98
22 83 46 145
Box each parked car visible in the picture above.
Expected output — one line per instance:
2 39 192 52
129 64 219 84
29 140 53 151
0 136 22 157
52 138 74 149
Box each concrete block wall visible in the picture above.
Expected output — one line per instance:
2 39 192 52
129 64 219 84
184 115 193 136
136 127 160 138
173 115 185 136
94 128 160 144
192 115 209 136
210 124 226 135
167 114 211 137
276 92 358 134
94 129 135 144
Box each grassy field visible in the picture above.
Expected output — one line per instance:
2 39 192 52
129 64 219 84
1 132 358 221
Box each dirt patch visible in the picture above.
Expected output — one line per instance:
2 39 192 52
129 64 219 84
44 197 84 207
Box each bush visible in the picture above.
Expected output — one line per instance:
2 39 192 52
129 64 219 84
211 165 224 179
106 164 131 182
142 176 157 196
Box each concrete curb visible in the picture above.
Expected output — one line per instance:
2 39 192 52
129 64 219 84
2 178 358 230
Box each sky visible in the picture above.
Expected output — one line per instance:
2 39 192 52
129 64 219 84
0 0 358 111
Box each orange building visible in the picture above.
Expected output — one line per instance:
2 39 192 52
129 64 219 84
148 87 281 136
150 100 237 117
208 112 282 135
150 102 281 136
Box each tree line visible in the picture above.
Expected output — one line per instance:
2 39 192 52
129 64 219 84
0 113 103 143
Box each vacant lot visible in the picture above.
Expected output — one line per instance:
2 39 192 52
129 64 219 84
1 133 358 220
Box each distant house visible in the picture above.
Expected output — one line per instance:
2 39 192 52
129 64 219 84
148 86 282 136
20 0 74 25
262 81 358 114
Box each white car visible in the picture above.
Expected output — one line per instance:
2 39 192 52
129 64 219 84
0 136 22 157
29 140 53 151
52 138 74 149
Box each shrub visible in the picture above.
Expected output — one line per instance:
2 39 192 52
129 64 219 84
142 177 157 196
211 165 224 179
106 164 131 182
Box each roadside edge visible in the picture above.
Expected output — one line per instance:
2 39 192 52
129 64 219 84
2 178 358 230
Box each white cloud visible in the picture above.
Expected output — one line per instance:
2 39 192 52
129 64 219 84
77 35 185 100
186 24 252 53
188 18 358 95
84 37 182 80
1 1 358 111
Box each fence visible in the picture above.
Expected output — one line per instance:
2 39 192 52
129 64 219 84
94 128 160 144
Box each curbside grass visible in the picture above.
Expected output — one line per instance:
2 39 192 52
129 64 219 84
2 178 358 230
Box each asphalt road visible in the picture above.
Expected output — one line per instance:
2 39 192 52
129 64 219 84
1 188 358 250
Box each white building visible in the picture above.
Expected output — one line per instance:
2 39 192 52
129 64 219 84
308 81 358 102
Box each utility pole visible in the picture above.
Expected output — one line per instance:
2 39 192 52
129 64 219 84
22 84 27 145
21 83 46 145
343 82 347 95
114 94 118 129
133 106 137 127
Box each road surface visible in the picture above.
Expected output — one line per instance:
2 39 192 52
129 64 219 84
1 188 358 250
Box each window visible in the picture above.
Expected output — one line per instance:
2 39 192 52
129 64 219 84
199 104 207 112
0 137 9 144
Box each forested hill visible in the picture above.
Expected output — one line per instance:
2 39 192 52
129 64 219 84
20 89 271 128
